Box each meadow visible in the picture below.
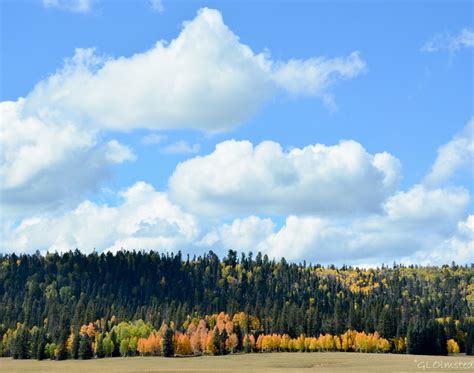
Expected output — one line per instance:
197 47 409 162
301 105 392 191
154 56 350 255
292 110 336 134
1 353 473 373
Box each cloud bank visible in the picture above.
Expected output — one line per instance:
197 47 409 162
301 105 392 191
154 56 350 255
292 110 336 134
2 181 471 266
2 134 471 266
2 182 198 254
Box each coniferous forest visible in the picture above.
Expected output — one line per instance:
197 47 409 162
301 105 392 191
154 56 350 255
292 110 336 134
1 250 473 359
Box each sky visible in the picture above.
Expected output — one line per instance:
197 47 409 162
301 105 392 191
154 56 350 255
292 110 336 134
0 0 473 266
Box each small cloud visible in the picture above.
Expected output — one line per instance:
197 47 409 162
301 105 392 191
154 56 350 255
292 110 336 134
162 141 200 154
141 133 166 145
42 0 96 13
149 0 164 13
424 118 474 186
422 28 474 53
105 140 136 163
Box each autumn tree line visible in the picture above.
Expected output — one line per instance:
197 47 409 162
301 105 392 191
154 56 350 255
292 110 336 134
1 312 473 360
0 250 473 359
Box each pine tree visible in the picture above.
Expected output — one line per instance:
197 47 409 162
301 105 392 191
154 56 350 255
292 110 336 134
13 326 30 359
56 317 69 360
219 329 228 355
407 320 420 354
36 331 46 361
55 343 68 361
379 307 396 339
447 318 456 339
163 327 174 357
212 329 220 355
235 324 243 351
71 332 80 359
434 322 448 356
78 334 93 360
465 322 474 356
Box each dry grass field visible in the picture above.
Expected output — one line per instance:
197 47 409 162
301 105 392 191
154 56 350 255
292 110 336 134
0 353 473 373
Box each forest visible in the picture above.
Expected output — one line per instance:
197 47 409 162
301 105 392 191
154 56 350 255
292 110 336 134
0 249 473 359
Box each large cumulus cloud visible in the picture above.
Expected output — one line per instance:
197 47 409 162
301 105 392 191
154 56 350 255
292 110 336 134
169 139 401 217
23 8 365 133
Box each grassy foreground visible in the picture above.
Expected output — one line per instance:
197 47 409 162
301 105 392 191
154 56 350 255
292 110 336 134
0 353 473 373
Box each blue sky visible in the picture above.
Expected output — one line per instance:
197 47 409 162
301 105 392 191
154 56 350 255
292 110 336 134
1 0 473 265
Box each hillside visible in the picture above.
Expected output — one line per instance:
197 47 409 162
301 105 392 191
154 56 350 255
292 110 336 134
1 250 473 359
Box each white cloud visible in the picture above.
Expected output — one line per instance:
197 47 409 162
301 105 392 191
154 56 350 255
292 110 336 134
42 0 95 13
398 215 474 265
162 141 200 154
22 8 365 133
169 139 401 217
0 100 134 218
213 216 275 251
1 182 198 254
273 51 366 96
258 215 329 261
424 118 474 186
1 179 471 265
1 8 364 221
105 139 136 163
149 0 164 13
383 185 469 232
251 185 471 265
422 28 474 53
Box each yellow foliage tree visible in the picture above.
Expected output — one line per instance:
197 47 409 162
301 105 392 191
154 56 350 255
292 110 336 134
447 339 460 354
176 333 192 355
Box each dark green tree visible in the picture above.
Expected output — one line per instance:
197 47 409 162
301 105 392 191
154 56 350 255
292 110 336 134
71 331 80 359
36 331 46 361
465 322 474 356
433 321 448 356
78 334 93 360
13 325 29 359
212 328 220 355
219 329 228 355
163 327 174 357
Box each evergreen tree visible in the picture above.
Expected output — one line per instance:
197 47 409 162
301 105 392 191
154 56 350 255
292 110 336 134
36 331 46 361
446 318 457 339
71 332 80 359
13 326 30 359
212 329 220 355
407 320 421 354
408 319 448 356
465 322 474 356
29 330 39 359
219 329 228 355
163 327 174 357
55 343 68 361
434 321 448 356
78 334 93 360
235 324 243 351
379 307 396 339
